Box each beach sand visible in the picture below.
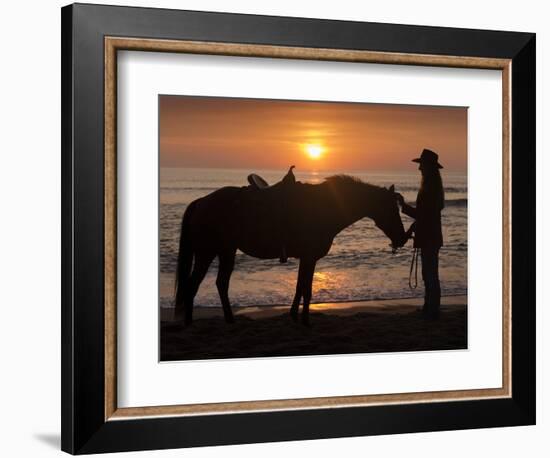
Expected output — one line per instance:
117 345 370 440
160 295 467 361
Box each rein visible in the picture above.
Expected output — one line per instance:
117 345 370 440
409 247 419 290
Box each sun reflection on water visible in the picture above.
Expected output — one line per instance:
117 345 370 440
312 271 346 308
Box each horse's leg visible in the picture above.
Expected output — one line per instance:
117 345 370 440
183 251 215 325
216 249 236 324
300 259 317 326
290 260 306 321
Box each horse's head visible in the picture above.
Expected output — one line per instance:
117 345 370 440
323 175 407 251
373 185 407 251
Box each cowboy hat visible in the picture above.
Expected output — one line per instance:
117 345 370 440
412 148 443 169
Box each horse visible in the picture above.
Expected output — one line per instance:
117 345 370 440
174 173 407 325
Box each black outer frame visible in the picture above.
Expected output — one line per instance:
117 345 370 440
61 3 536 454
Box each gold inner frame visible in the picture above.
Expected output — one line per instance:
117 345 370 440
104 37 512 421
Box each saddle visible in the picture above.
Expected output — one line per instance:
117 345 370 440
247 165 296 191
242 166 297 263
247 173 270 190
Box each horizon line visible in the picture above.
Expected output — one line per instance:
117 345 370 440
159 165 468 175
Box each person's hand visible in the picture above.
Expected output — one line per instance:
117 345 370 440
395 192 405 206
405 222 416 239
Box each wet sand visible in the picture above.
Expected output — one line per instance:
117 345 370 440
160 295 467 361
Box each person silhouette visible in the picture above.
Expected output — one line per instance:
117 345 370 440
396 149 445 319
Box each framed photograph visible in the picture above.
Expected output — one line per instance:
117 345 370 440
61 3 536 454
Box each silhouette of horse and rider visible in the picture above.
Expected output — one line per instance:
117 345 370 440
175 149 444 325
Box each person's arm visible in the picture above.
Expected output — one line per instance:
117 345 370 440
395 193 417 218
401 201 417 218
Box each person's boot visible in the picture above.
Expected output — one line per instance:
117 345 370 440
420 289 439 320
422 302 440 320
423 308 440 320
416 291 429 315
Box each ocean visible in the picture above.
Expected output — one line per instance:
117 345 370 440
160 168 467 309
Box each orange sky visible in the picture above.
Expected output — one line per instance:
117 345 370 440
159 95 467 172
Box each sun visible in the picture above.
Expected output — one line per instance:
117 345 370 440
304 144 324 160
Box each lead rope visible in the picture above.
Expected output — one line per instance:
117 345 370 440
409 247 419 290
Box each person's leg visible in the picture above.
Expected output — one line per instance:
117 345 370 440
421 248 432 311
433 248 441 312
421 247 440 318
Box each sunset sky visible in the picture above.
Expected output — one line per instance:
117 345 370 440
159 95 467 172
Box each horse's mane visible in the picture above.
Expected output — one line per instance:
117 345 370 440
323 174 386 194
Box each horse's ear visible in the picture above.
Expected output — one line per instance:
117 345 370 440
389 184 395 193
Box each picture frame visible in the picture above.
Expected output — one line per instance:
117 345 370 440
61 3 535 454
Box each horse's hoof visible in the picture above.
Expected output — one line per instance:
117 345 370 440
301 316 310 327
290 311 299 322
183 319 193 328
225 316 235 324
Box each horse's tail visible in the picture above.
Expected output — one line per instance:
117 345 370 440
175 200 197 307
